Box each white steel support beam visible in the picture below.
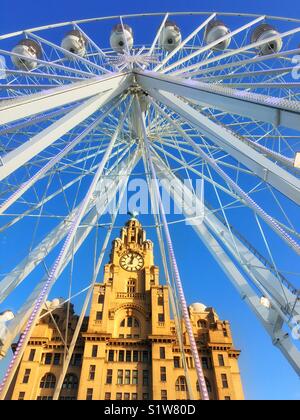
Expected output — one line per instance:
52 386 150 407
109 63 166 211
135 70 300 131
0 149 140 360
0 146 133 305
0 103 134 397
0 97 122 215
145 89 300 206
153 155 300 376
0 72 131 125
0 86 128 181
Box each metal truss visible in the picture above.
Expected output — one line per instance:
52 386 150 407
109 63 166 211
0 11 300 398
153 153 300 376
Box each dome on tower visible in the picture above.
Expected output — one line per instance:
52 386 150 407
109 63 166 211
189 302 207 313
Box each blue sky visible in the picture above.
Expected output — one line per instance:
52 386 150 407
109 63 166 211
0 0 300 400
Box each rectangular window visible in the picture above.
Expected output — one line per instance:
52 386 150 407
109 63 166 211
133 351 139 362
221 374 229 389
98 294 104 304
18 392 25 400
117 370 123 385
143 370 149 386
161 390 167 400
119 350 124 362
92 345 98 358
126 350 131 362
72 354 82 366
160 366 166 382
131 393 137 400
142 351 148 363
223 328 228 337
174 357 180 368
89 365 96 381
159 347 165 359
105 393 111 400
132 370 138 385
143 393 149 400
22 369 31 384
225 396 231 400
202 357 209 369
158 314 165 323
53 353 60 366
44 353 52 365
106 369 113 384
28 349 35 362
96 311 103 321
127 317 133 327
218 354 225 367
124 393 130 400
86 388 93 400
125 370 131 385
108 350 114 362
157 296 164 306
116 393 122 400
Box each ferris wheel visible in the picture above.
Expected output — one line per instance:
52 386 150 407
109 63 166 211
0 11 300 400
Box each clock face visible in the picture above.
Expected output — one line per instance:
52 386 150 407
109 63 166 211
120 252 144 272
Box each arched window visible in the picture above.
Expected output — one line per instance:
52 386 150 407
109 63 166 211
175 376 187 392
62 374 78 390
197 320 207 328
40 373 56 389
197 378 212 393
120 317 139 328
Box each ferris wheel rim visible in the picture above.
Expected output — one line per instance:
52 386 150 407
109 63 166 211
0 11 300 397
1 11 300 41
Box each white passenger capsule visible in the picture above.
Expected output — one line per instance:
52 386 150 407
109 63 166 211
11 39 42 70
61 29 86 57
204 20 231 51
159 21 182 52
110 24 133 53
251 24 283 55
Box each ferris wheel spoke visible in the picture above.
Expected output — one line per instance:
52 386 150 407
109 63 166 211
149 96 300 255
199 66 297 83
0 48 97 80
150 143 238 200
0 135 134 281
161 15 266 75
0 88 129 182
152 154 300 375
0 142 131 235
25 32 112 76
0 149 140 379
147 13 169 59
170 25 300 77
136 70 300 131
154 13 216 72
0 97 123 215
148 90 300 206
5 68 83 83
186 47 300 79
0 71 130 126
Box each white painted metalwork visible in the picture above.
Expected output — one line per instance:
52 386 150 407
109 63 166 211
0 12 300 398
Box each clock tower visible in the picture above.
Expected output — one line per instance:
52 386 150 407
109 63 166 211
8 216 244 400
